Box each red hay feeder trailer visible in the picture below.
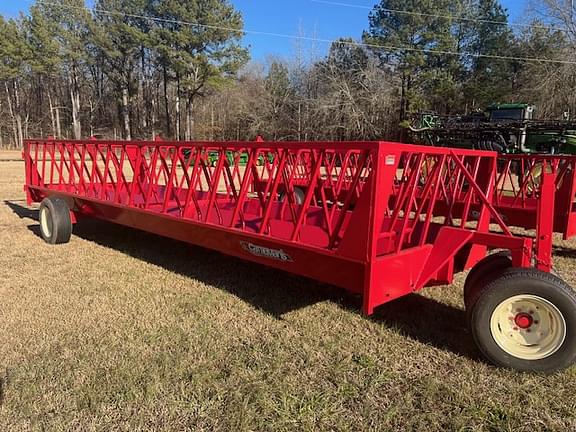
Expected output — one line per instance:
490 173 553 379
23 138 576 373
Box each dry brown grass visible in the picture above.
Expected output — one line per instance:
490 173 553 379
0 150 22 161
1 155 576 431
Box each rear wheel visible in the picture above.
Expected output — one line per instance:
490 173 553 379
39 197 72 244
468 268 576 373
464 251 512 310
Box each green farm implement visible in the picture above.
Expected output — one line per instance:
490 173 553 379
409 104 576 155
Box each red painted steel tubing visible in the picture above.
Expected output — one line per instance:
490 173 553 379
23 138 552 314
494 154 576 240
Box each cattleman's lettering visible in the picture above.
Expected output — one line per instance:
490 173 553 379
240 241 293 262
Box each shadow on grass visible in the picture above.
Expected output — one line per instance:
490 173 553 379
553 246 576 259
6 199 479 361
373 296 480 360
5 200 38 220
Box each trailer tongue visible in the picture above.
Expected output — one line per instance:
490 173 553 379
23 138 576 372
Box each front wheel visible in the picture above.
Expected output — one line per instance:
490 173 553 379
469 268 576 373
39 197 72 244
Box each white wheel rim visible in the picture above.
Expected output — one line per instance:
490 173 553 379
40 206 53 238
490 295 566 360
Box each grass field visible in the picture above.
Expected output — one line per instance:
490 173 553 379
1 154 576 431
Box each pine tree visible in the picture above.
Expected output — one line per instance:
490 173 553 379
150 0 249 140
27 4 65 138
463 0 516 109
363 0 465 120
31 0 92 139
91 0 151 140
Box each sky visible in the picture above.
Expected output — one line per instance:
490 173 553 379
0 0 529 60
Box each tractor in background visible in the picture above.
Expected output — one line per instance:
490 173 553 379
409 103 576 155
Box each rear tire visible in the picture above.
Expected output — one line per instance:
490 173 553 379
464 251 512 310
468 268 576 373
39 197 72 244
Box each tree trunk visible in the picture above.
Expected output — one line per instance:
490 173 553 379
210 103 214 141
69 67 82 139
140 47 148 135
15 82 23 148
23 112 28 142
297 102 302 141
89 99 95 137
185 96 194 140
175 76 181 140
55 106 62 139
151 90 157 140
163 65 171 137
5 81 23 148
7 87 18 145
47 87 62 139
400 70 407 123
406 74 411 116
48 91 56 138
137 79 144 135
122 87 131 140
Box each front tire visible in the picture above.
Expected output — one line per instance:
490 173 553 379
39 197 72 244
469 268 576 373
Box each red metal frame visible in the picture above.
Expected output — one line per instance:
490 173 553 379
257 148 576 242
493 154 576 240
24 138 548 314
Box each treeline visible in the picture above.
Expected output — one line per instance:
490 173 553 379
0 0 575 148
